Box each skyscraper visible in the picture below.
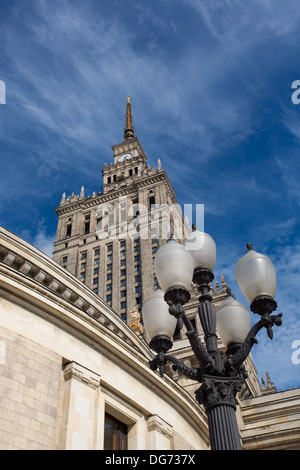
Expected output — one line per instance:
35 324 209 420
53 98 184 322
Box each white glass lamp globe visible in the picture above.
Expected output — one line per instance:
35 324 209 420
217 295 251 349
142 289 177 344
183 229 216 272
154 240 194 293
235 246 276 304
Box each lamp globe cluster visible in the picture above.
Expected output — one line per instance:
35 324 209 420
143 230 277 354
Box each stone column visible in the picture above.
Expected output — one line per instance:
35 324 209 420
147 415 173 450
60 362 100 450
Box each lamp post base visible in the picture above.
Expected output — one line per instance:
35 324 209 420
195 375 243 450
207 404 242 450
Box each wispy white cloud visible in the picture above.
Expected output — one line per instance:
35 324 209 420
0 0 259 171
32 229 55 257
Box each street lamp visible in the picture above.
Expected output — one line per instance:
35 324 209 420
143 230 282 450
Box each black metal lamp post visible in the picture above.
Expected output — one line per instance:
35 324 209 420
143 230 282 451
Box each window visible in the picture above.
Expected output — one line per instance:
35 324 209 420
135 286 142 293
94 267 99 275
134 265 140 272
80 272 85 279
107 273 112 281
121 313 127 322
94 249 100 257
152 246 158 254
149 195 155 208
120 290 126 298
154 277 158 286
107 245 113 252
94 258 100 265
120 280 126 287
81 252 87 260
107 176 111 184
152 238 158 245
66 224 72 238
120 269 126 277
107 254 113 261
120 259 126 266
62 256 68 264
107 264 112 271
134 255 140 262
134 245 140 252
120 250 126 257
106 294 112 302
93 288 98 294
135 275 141 283
81 262 86 270
136 297 142 305
120 240 126 247
84 221 90 234
106 284 112 291
93 278 98 285
120 301 127 310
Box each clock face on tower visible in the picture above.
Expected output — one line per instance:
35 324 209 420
119 153 132 162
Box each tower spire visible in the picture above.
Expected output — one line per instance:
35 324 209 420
124 97 135 141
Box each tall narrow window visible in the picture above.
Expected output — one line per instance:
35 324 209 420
84 213 90 234
149 195 155 209
104 413 128 450
84 221 90 234
66 224 72 238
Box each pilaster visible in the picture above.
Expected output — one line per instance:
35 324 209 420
60 362 100 450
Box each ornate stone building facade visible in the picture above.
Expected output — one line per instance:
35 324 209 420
0 227 209 450
0 100 299 450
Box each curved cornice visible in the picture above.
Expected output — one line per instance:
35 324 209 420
0 226 209 442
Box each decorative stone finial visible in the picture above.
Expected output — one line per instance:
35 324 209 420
60 192 66 205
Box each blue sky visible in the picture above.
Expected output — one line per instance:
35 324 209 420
0 0 300 391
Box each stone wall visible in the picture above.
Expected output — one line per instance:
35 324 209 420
0 326 63 450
